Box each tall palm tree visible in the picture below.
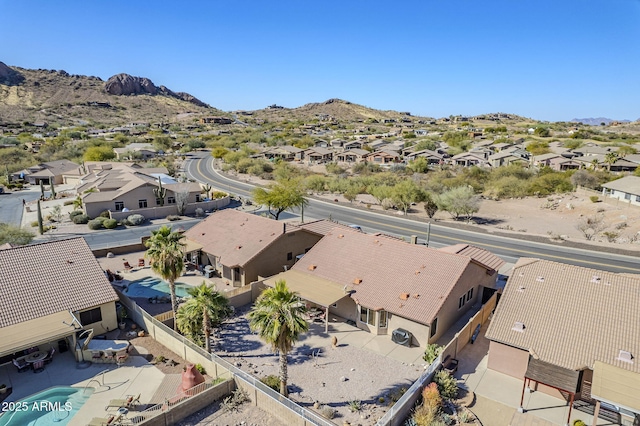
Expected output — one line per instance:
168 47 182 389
248 280 308 396
145 225 185 330
176 282 231 352
604 152 618 171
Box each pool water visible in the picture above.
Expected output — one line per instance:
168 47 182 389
124 276 192 299
0 386 93 426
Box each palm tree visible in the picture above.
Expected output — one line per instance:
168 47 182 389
604 152 618 171
248 280 308 396
145 225 185 330
176 282 231 352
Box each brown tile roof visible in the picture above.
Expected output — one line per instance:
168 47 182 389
291 229 479 325
485 258 640 374
183 210 285 267
438 244 505 272
289 219 355 236
0 237 118 328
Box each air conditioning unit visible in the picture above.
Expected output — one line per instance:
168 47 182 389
391 328 412 347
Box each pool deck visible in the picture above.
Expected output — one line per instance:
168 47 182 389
0 344 165 425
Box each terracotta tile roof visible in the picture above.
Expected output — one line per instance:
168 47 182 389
0 237 118 328
183 210 285 267
438 244 505 272
291 229 479 325
289 220 355 236
485 258 640 373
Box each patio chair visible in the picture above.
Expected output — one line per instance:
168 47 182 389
12 358 29 373
123 261 132 271
32 360 45 373
91 350 103 363
116 351 128 367
43 347 55 364
105 393 140 411
87 413 122 426
138 258 145 267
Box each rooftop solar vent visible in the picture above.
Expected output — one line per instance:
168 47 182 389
591 276 601 283
517 286 525 292
617 350 634 363
512 322 525 332
536 276 544 282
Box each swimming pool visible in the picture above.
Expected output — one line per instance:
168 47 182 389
0 386 93 426
123 276 192 299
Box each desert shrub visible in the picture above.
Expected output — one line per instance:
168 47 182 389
433 371 458 400
348 400 362 412
194 364 206 375
589 195 600 203
412 403 436 426
602 231 619 242
166 215 181 221
222 388 250 412
388 386 408 405
127 214 145 226
211 191 227 199
103 218 117 229
99 210 111 218
325 162 345 175
320 406 335 419
572 421 586 426
458 410 474 423
423 344 443 364
381 198 395 210
72 214 90 224
87 219 104 230
154 355 166 363
63 200 74 206
69 210 84 219
195 208 204 217
30 221 39 227
261 375 280 391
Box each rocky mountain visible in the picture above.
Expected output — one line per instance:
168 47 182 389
0 62 214 126
571 117 631 126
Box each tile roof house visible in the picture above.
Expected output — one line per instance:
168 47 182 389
182 211 330 287
261 229 503 345
11 160 83 185
0 238 118 358
77 162 228 219
303 147 333 163
485 258 640 421
601 175 640 207
113 143 158 160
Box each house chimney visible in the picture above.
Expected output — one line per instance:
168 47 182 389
410 235 418 244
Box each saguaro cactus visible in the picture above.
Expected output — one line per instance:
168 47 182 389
39 181 45 200
50 181 56 199
37 200 44 235
203 183 212 199
153 177 167 206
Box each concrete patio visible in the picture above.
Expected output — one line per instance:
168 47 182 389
0 345 165 425
453 323 618 426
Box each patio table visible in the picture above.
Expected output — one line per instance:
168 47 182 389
25 351 47 363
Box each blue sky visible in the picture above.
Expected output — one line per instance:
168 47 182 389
1 0 638 121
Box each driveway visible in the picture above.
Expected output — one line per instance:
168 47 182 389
0 187 41 226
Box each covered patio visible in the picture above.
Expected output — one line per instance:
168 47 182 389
263 270 352 332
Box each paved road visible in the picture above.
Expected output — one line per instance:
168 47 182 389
0 188 43 226
185 152 640 274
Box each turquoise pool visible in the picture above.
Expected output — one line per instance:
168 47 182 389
0 386 93 426
123 276 192 299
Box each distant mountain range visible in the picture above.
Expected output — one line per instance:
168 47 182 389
570 117 632 126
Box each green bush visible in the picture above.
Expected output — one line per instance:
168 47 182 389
127 214 145 226
99 210 111 218
261 375 280 391
195 364 207 375
433 371 458 400
69 210 84 219
423 344 443 364
320 406 335 419
589 195 600 203
572 421 586 426
87 219 104 230
211 191 227 199
30 221 39 228
72 214 90 224
166 215 181 221
103 218 117 229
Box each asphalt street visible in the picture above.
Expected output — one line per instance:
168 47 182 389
0 187 43 226
185 151 640 274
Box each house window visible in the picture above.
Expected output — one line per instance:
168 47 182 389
287 252 293 261
379 310 388 328
167 197 176 204
458 295 466 309
636 196 640 202
138 199 148 209
156 197 162 205
114 201 124 211
430 318 438 338
360 307 375 326
625 193 631 200
195 194 201 202
467 288 474 301
79 307 102 325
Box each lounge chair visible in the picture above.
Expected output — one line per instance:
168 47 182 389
32 360 45 373
43 347 55 364
115 351 128 367
12 358 29 373
105 393 140 411
138 258 145 267
87 414 122 426
123 261 132 271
